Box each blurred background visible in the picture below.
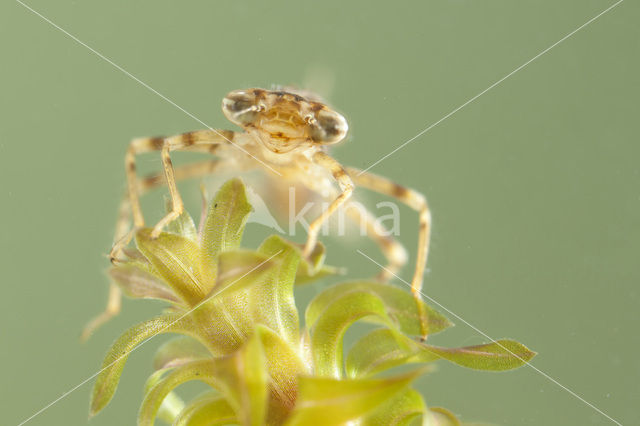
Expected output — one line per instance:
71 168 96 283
1 1 638 425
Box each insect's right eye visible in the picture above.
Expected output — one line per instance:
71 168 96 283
222 90 260 125
309 109 348 144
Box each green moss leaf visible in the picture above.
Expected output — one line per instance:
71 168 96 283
108 263 181 304
139 331 268 426
416 339 536 371
254 325 306 423
136 229 215 304
141 369 185 424
362 388 426 426
346 328 535 377
309 290 394 378
173 393 237 426
165 208 198 241
90 314 194 416
213 250 276 298
425 407 462 426
185 239 305 359
346 328 420 378
236 331 270 426
285 368 427 426
201 178 252 258
152 336 211 370
306 281 452 337
138 360 224 426
294 242 338 285
247 236 301 347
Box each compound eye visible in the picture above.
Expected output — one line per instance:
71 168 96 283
222 90 260 125
310 109 348 144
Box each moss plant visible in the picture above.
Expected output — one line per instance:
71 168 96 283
89 178 535 425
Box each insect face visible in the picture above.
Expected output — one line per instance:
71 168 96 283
222 88 348 152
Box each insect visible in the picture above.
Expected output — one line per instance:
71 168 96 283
83 88 431 339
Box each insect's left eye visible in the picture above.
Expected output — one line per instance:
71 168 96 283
222 90 260 124
310 109 348 144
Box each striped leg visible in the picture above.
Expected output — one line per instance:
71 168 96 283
109 130 237 261
83 159 244 340
150 130 238 238
85 132 238 340
302 152 354 257
346 167 431 336
345 202 408 281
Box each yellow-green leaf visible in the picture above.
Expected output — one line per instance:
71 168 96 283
247 236 301 347
108 264 181 304
416 339 536 371
173 393 237 426
294 241 338 285
136 229 214 304
306 281 452 337
346 328 420 378
424 407 462 426
90 314 193 416
285 368 427 426
213 250 275 298
236 330 269 426
165 208 198 241
346 329 535 376
254 325 306 423
362 388 426 426
201 178 252 258
139 360 224 426
309 291 394 378
142 369 185 424
152 336 211 370
139 331 268 426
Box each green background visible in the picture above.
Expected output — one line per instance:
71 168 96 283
1 1 638 425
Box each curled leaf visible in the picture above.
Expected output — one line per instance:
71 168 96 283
152 336 211 370
346 328 535 377
362 388 426 426
285 368 428 426
425 407 462 426
248 236 301 347
346 328 418 378
306 281 452 337
90 314 194 416
173 393 237 426
136 229 214 304
142 370 185 425
139 331 267 426
139 360 223 426
309 291 393 378
165 208 198 241
236 331 269 426
253 325 306 422
294 241 338 285
108 264 181 304
201 178 252 258
415 339 536 371
213 250 275 298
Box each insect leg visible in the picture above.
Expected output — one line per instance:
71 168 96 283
149 130 238 238
110 130 238 261
302 152 354 257
84 160 243 340
86 132 239 340
346 167 431 337
80 282 122 341
344 202 408 280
